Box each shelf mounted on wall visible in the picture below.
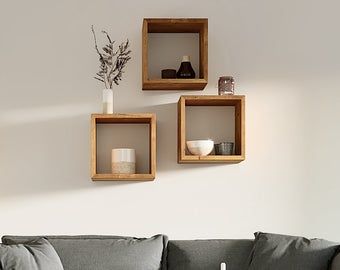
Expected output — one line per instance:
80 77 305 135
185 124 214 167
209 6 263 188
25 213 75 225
142 18 208 90
177 95 245 164
91 113 157 181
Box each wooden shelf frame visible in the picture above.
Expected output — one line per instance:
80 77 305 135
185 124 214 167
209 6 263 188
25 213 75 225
142 18 208 90
91 113 156 181
178 95 245 164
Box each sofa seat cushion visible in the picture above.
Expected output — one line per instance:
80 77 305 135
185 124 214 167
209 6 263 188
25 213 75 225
0 238 64 270
167 239 253 270
2 235 167 270
248 232 338 270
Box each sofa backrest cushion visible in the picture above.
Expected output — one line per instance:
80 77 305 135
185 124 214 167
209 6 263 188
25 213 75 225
166 239 253 270
2 235 167 270
248 232 339 270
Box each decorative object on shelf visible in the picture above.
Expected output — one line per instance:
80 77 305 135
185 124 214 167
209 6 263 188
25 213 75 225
91 25 132 113
112 148 136 174
220 262 227 270
186 140 214 156
214 142 234 155
177 55 196 79
102 89 113 114
161 69 177 79
218 76 234 95
142 18 208 90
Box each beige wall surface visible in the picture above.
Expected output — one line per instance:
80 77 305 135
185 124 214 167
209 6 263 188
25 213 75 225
0 0 339 241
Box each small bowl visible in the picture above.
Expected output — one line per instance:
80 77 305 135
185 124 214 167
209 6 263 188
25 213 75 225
186 140 214 156
214 142 234 155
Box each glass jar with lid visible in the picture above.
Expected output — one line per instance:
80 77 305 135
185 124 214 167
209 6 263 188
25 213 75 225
218 76 234 95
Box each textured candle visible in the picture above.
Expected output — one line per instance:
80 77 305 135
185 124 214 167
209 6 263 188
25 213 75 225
220 262 226 270
112 148 136 174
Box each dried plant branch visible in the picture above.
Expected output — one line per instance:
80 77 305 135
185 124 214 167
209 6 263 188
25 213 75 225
92 25 131 89
94 76 104 83
102 30 112 44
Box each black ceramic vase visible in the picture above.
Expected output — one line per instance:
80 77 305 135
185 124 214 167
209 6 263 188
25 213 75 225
176 56 195 79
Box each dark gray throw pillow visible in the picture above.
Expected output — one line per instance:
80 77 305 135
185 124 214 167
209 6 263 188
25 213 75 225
0 238 64 270
248 232 338 270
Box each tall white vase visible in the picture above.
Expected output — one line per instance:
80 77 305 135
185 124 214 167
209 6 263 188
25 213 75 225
102 89 113 114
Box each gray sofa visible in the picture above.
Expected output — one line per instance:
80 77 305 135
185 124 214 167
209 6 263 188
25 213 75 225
1 235 253 270
1 233 338 270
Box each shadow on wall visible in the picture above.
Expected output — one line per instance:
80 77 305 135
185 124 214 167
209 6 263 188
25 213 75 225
129 103 235 173
0 102 230 199
0 104 136 200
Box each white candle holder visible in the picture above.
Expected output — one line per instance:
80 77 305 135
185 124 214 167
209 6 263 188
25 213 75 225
111 148 136 174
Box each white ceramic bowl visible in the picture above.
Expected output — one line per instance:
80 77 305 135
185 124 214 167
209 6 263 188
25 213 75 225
186 140 214 156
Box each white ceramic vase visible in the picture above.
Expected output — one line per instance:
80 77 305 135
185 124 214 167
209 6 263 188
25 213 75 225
102 89 113 114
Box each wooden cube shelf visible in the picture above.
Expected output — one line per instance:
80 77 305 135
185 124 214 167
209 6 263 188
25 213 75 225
91 113 156 181
142 18 208 90
178 95 245 163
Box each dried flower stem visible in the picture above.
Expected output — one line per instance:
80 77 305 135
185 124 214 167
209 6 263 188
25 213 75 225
91 25 131 89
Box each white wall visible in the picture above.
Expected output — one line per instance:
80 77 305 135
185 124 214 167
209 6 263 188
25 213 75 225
0 0 339 241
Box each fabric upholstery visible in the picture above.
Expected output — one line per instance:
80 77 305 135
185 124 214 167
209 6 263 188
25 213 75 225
0 238 64 270
329 246 340 270
166 239 253 270
2 235 167 270
248 232 339 270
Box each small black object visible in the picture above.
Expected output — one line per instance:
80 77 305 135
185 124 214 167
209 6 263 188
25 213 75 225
161 69 177 79
177 56 195 79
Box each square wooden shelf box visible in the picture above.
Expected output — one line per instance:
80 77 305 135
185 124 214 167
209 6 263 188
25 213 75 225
91 113 156 181
142 18 208 90
178 95 245 163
